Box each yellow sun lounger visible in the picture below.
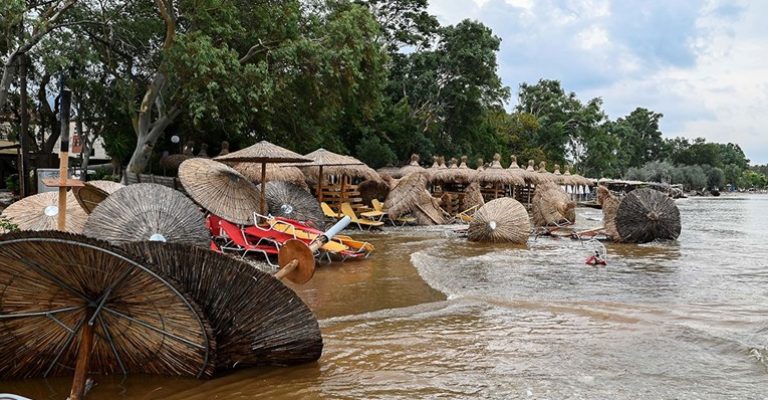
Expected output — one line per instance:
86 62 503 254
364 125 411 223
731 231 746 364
268 219 350 254
321 202 342 219
340 202 384 230
371 199 415 226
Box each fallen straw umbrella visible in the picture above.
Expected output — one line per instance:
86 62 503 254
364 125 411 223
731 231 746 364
0 231 216 399
615 188 681 243
258 181 325 229
468 198 530 243
1 191 87 233
83 183 209 247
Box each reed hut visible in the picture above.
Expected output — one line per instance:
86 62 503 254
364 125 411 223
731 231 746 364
615 188 681 243
229 162 309 190
473 154 524 200
258 181 325 228
468 198 530 243
385 171 447 225
1 191 87 233
84 183 209 247
597 185 620 239
398 153 425 177
531 181 577 226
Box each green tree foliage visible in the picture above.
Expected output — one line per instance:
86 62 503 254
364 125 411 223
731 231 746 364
355 135 396 169
707 167 725 190
612 107 664 170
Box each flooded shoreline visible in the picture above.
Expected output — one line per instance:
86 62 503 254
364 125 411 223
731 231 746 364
4 195 767 399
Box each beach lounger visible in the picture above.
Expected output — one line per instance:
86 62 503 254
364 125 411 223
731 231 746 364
321 202 342 219
219 220 279 264
340 202 384 231
456 205 479 224
271 217 369 261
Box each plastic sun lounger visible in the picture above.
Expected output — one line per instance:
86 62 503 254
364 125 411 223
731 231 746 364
270 217 367 261
321 202 342 219
206 214 224 238
371 199 415 226
275 217 374 254
218 220 279 265
340 202 384 231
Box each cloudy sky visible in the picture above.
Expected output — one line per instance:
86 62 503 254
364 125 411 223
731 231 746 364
428 0 768 164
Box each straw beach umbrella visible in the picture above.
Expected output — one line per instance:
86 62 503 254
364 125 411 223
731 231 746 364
507 155 538 184
531 181 577 226
597 185 620 239
1 191 87 233
214 140 312 217
230 162 309 190
0 231 216 387
455 156 478 183
84 183 209 247
123 242 323 370
462 182 485 211
179 158 261 225
398 153 425 177
615 188 681 243
295 148 374 203
468 198 530 243
258 181 325 228
385 171 446 225
73 180 124 214
473 154 524 195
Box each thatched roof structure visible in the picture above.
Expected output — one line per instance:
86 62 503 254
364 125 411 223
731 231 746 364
564 165 593 186
229 162 309 189
1 191 87 233
597 185 620 239
467 198 530 243
358 178 391 207
615 188 681 243
217 141 230 156
384 171 447 225
214 140 311 164
377 166 402 179
432 157 475 184
473 154 524 186
160 154 193 170
398 154 425 177
531 181 576 226
462 182 485 211
476 158 485 172
197 143 210 158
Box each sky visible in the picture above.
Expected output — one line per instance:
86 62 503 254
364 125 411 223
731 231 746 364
428 0 768 164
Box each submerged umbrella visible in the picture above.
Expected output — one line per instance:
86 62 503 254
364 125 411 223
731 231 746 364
0 231 216 397
1 191 87 233
615 188 681 243
214 141 312 217
73 180 125 214
178 158 261 225
122 242 323 370
84 183 209 247
258 181 325 229
468 198 530 243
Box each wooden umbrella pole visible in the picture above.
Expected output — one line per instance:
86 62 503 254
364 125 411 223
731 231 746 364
259 162 267 217
57 87 72 231
317 165 323 203
69 314 95 400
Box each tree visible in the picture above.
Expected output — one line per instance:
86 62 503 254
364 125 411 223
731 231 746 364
707 167 724 190
613 107 664 170
355 135 396 169
359 0 439 52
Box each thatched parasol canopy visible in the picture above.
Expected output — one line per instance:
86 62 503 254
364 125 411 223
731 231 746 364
178 158 261 225
473 154 524 186
615 188 681 243
160 154 193 170
597 185 620 239
299 148 379 184
432 157 463 184
377 166 402 179
229 162 309 189
0 231 216 381
531 181 576 226
213 141 311 216
507 155 540 184
565 165 593 186
73 180 125 214
217 141 230 157
214 140 311 164
123 242 323 370
476 158 485 171
258 181 324 228
468 198 530 243
398 153 425 177
358 178 391 208
385 171 446 225
84 183 209 247
1 191 86 233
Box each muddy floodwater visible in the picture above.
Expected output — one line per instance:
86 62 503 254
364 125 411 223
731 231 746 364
4 195 767 399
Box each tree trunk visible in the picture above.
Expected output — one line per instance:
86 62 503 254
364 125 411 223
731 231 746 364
0 61 16 113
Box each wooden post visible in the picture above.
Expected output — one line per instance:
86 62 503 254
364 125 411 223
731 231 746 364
57 87 72 231
68 316 95 400
18 31 29 197
259 161 266 216
317 165 323 203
